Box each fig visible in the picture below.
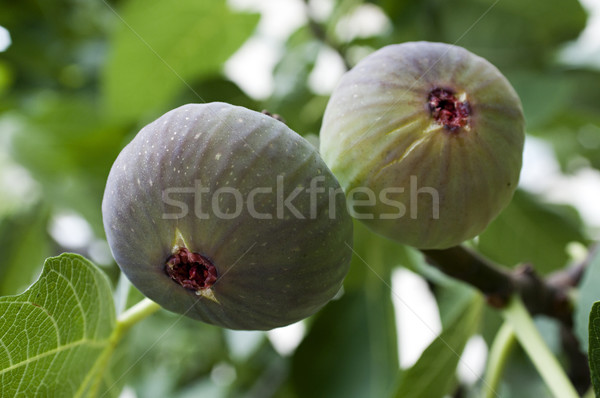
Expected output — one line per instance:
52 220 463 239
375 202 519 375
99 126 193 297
319 41 525 249
102 102 353 330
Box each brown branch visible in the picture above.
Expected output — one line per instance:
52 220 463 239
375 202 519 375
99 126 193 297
561 324 591 394
421 245 596 326
547 243 599 289
423 244 596 393
422 246 514 305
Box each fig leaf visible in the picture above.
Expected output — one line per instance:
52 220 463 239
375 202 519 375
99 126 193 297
103 0 259 122
0 253 122 397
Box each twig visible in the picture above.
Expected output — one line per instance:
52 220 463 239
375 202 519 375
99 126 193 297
421 244 595 326
560 324 592 394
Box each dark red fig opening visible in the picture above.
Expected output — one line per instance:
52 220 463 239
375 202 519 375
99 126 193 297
165 248 218 291
428 88 470 131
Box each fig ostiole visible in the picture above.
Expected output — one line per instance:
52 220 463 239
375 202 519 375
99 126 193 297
320 41 525 250
103 102 353 330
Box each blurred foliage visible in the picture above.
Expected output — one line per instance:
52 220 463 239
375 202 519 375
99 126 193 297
0 0 599 396
391 289 483 398
590 302 600 397
291 221 399 398
124 310 228 398
103 0 259 122
575 247 600 353
0 203 51 296
477 190 587 273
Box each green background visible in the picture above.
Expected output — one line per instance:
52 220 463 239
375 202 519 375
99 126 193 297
0 0 599 397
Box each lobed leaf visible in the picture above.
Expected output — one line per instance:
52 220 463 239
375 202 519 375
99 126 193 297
0 253 117 397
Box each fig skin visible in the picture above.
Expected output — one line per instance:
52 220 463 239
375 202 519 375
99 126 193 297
102 102 353 330
320 42 525 250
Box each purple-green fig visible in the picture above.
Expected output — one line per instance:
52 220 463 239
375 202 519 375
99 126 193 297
320 42 525 249
102 103 352 330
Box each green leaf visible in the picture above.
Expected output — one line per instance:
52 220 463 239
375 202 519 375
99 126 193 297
0 204 51 296
589 301 600 397
103 0 259 121
368 0 418 22
506 70 574 131
375 0 586 71
431 0 585 70
498 344 551 398
8 95 126 234
521 70 600 172
343 220 407 289
391 292 483 398
0 253 117 397
436 280 477 328
291 221 398 398
291 291 397 398
575 248 600 353
267 26 324 135
173 77 259 114
98 340 129 398
477 190 587 273
227 341 287 398
125 311 226 397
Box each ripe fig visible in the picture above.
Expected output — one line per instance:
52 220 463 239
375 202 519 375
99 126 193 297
102 102 352 330
320 42 525 249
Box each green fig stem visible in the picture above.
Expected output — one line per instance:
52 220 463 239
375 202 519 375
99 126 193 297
483 321 517 398
501 296 579 398
83 298 162 398
116 297 162 334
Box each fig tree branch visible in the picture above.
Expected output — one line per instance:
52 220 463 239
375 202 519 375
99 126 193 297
421 244 596 326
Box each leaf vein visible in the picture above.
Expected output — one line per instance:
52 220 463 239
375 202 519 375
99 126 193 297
0 338 108 376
